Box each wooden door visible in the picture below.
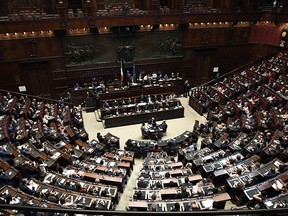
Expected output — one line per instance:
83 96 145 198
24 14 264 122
193 48 216 86
21 61 52 97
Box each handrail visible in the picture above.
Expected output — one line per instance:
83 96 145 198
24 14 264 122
0 89 73 106
197 54 274 88
0 204 287 215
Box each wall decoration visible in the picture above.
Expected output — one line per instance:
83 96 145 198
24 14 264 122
63 30 183 66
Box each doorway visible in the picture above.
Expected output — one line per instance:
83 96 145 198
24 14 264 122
21 61 52 97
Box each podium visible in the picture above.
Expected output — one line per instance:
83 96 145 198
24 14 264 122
85 97 95 112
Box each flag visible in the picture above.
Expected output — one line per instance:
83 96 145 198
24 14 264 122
132 59 136 83
120 59 124 83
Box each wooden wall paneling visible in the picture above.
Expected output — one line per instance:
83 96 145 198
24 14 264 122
0 40 26 60
36 37 63 57
20 61 52 97
52 69 68 93
249 43 285 58
95 1 106 11
66 19 88 29
194 48 216 84
0 12 279 34
42 0 54 14
134 0 145 10
209 28 227 45
50 57 66 71
161 15 180 24
226 27 235 43
212 44 255 75
0 62 23 92
225 26 250 44
0 1 9 16
0 20 61 34
239 27 250 43
25 39 38 58
201 29 212 45
182 29 203 47
0 44 3 61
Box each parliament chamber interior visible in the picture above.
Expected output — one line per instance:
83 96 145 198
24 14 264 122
0 0 288 215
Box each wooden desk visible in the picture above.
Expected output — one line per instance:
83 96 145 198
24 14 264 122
128 192 230 211
104 105 184 128
132 130 192 148
44 171 118 201
264 192 288 209
73 80 183 106
0 158 19 180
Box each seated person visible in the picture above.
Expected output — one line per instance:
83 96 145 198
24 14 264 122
234 155 243 164
141 123 149 137
134 190 144 200
152 181 163 189
102 101 109 109
137 177 148 188
97 132 106 144
264 167 278 180
178 187 190 199
171 202 180 211
152 144 162 152
0 169 12 186
246 191 268 209
148 117 157 127
112 100 119 108
181 176 192 187
272 178 288 192
19 179 37 196
159 120 167 132
0 191 12 204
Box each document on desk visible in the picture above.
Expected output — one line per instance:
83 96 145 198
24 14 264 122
200 199 213 209
41 188 49 194
109 162 116 167
43 173 54 183
272 180 283 190
96 158 102 164
265 200 273 207
27 181 39 191
51 152 61 159
274 161 282 167
10 197 20 205
63 169 76 177
192 186 198 194
60 178 66 185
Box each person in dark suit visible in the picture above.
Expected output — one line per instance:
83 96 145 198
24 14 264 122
148 117 156 127
178 187 190 199
18 162 39 179
171 202 180 211
19 179 37 195
159 120 168 133
134 190 143 200
0 169 12 186
112 100 119 108
97 132 106 144
265 167 278 180
137 178 148 188
181 176 192 187
234 155 243 164
0 190 12 205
